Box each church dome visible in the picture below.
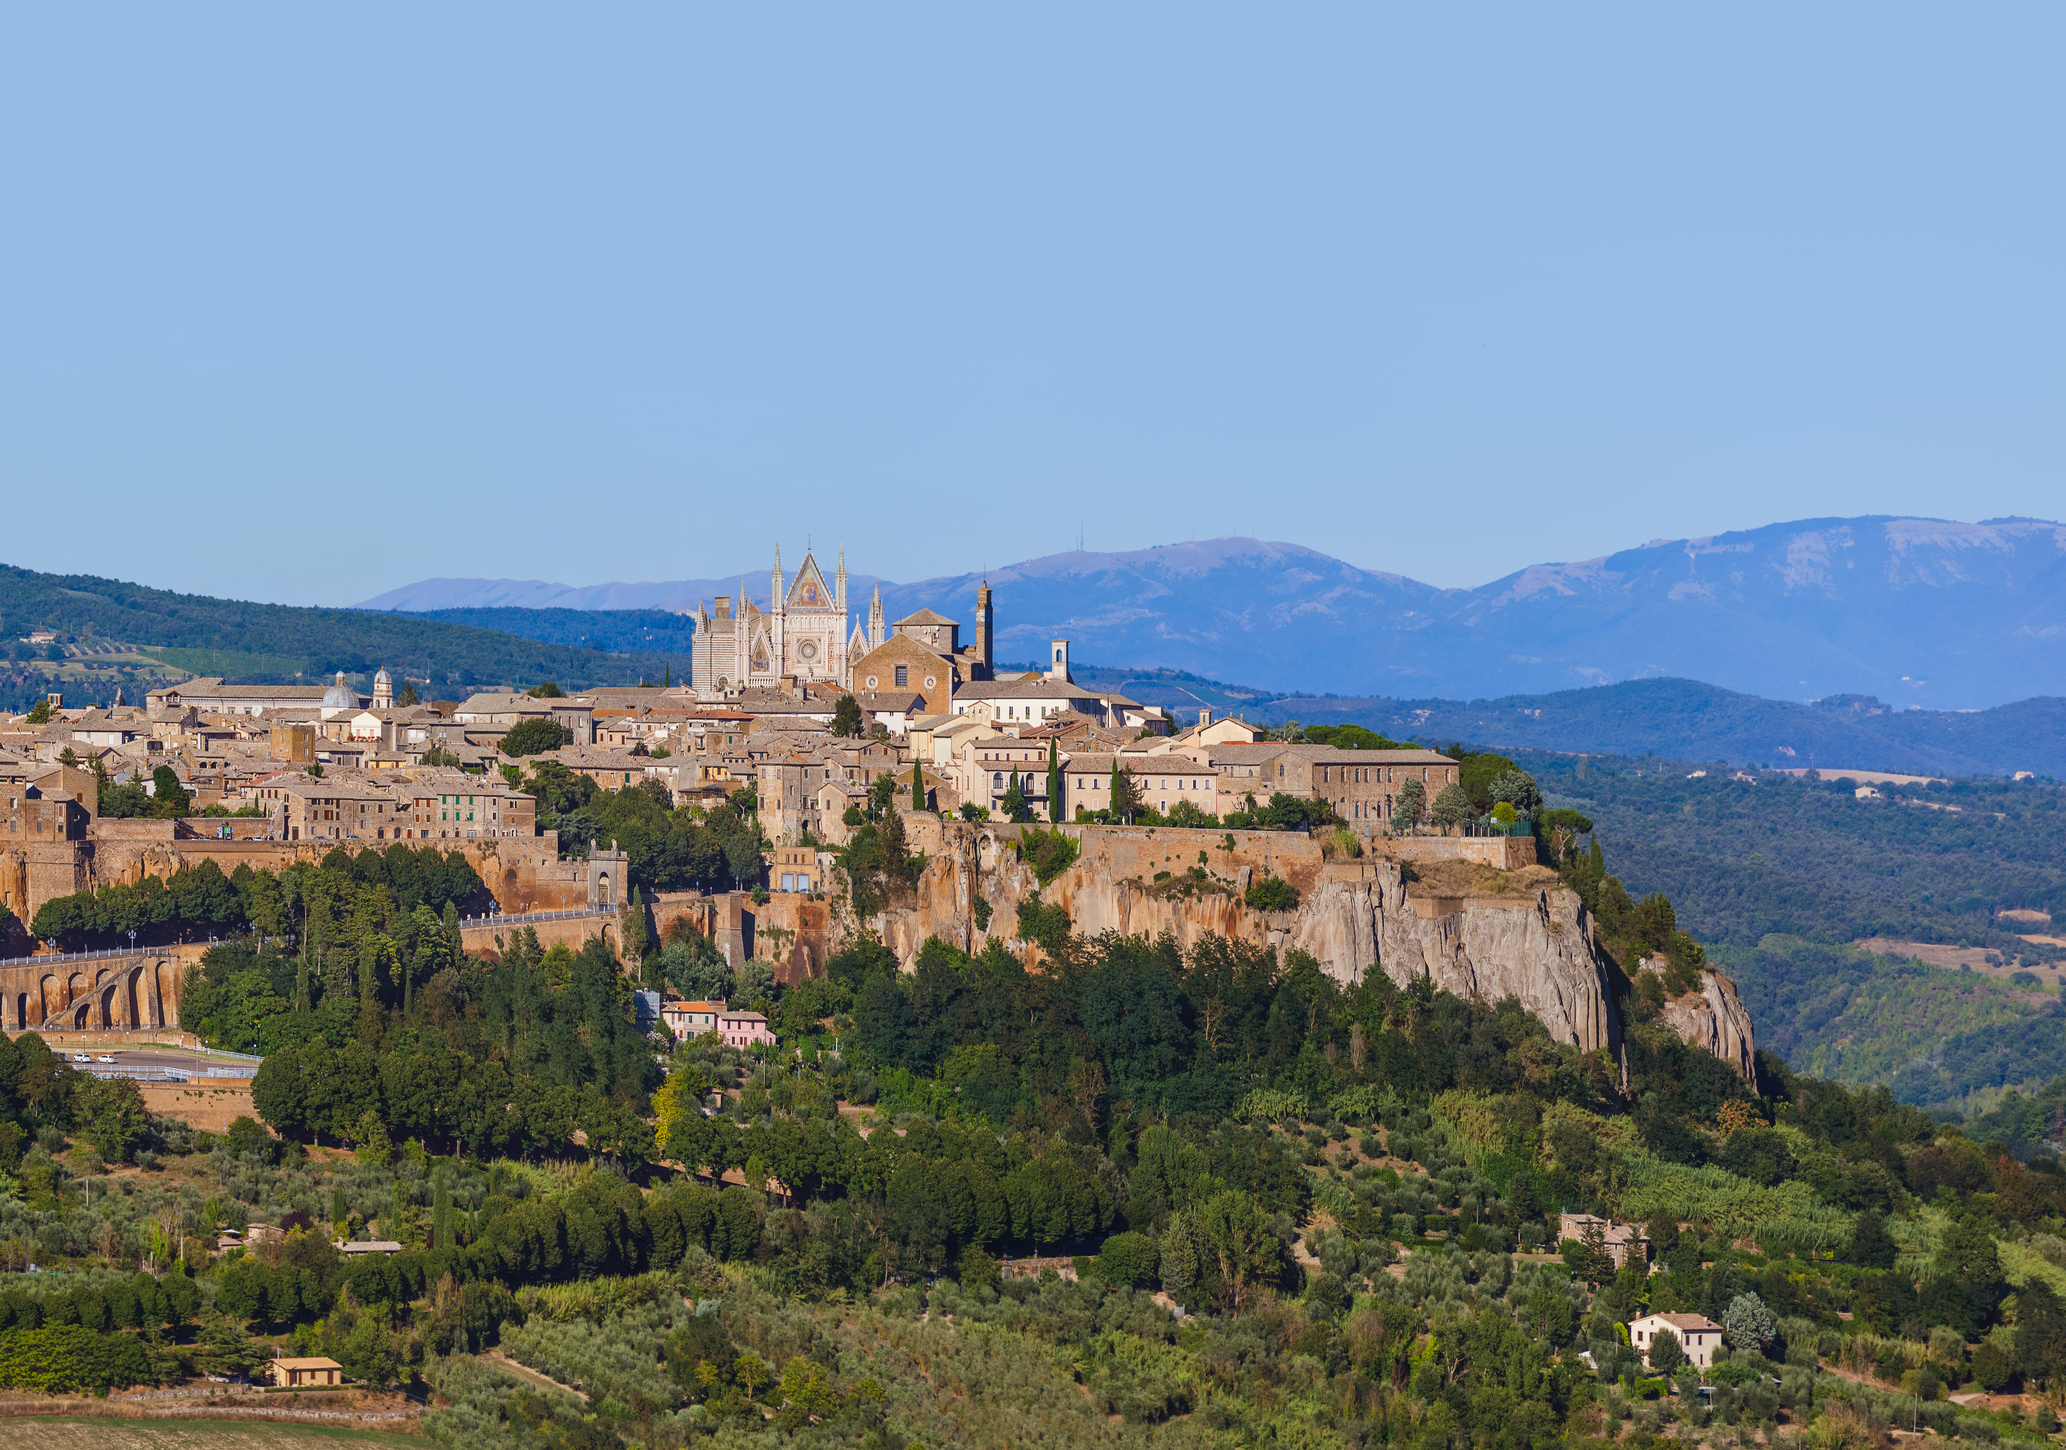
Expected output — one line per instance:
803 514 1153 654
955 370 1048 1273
374 666 391 688
321 671 358 710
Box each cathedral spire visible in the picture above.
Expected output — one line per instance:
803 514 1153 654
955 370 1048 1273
772 545 784 616
835 546 847 612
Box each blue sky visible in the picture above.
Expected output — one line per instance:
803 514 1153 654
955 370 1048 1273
2 5 2059 605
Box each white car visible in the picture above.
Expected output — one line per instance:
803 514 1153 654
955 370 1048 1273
97 1054 116 1064
72 1053 92 1063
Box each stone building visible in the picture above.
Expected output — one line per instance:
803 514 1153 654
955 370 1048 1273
692 546 856 697
1060 754 1221 821
1179 743 1461 828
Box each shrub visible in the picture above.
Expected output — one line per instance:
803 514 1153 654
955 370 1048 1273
0 1324 153 1391
1018 827 1080 886
1096 1231 1161 1289
1245 875 1299 912
1016 897 1071 952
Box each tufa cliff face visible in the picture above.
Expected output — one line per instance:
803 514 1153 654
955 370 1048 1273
847 821 1752 1064
1656 969 1759 1078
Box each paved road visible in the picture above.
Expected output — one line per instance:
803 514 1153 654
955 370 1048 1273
60 1046 255 1075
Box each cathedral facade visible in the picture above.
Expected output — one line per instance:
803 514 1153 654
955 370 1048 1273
691 546 856 696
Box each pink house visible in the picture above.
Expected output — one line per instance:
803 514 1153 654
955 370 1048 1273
662 998 724 1039
718 1009 775 1049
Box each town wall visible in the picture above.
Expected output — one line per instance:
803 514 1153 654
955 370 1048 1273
8 829 598 929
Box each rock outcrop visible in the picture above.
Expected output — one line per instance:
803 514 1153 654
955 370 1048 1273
1657 970 1759 1078
856 820 1652 1058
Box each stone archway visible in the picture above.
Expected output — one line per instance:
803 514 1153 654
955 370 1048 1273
154 960 178 1027
98 981 118 1028
501 868 520 910
39 975 59 1023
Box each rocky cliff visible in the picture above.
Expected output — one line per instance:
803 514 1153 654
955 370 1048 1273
848 820 1755 1064
1656 969 1759 1078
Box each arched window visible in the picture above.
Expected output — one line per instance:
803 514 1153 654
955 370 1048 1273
993 772 1004 789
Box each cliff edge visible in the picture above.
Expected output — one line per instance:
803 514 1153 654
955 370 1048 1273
845 820 1771 1068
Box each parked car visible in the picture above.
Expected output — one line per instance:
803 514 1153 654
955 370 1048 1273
97 1054 116 1064
72 1053 92 1063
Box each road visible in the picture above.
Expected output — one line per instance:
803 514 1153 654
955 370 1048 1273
61 1045 256 1075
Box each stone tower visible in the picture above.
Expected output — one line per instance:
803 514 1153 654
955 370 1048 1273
974 581 994 680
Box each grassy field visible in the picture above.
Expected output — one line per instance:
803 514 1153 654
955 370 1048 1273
0 1417 421 1450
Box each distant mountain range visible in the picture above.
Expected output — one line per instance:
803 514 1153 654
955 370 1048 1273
358 515 2066 710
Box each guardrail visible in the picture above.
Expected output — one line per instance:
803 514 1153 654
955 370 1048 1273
457 907 612 928
0 944 159 970
3 909 610 970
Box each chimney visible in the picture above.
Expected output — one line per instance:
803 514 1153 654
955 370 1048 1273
975 581 993 680
1047 639 1071 684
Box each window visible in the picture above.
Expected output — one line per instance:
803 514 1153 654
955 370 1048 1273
895 665 909 688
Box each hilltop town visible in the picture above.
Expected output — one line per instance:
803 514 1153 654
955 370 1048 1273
2 547 1465 939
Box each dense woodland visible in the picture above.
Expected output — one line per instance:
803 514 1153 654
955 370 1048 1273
1524 754 2066 956
1521 754 2066 1113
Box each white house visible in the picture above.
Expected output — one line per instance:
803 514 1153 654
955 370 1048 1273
1629 1312 1724 1369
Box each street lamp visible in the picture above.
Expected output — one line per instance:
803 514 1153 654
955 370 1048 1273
128 929 137 953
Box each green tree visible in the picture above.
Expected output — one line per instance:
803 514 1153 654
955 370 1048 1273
911 760 925 811
832 694 865 738
1429 782 1472 833
1195 1189 1281 1314
1723 1292 1781 1356
1646 1325 1686 1372
526 681 565 698
501 716 574 757
1110 764 1143 823
150 765 192 817
1001 778 1031 823
1046 740 1062 823
1244 875 1299 912
1390 778 1425 834
1973 1339 2014 1393
396 680 419 706
72 1075 149 1163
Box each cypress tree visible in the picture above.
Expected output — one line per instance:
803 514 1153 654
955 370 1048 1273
1110 761 1123 823
1047 740 1062 823
911 760 925 811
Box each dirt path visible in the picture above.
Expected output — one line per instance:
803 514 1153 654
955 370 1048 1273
480 1351 583 1400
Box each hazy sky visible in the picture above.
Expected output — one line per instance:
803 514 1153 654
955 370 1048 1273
3 6 2059 605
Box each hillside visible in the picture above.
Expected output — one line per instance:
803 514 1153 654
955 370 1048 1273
380 605 701 656
1286 678 2066 779
360 514 2066 708
1520 749 2066 1111
0 564 688 710
1717 936 2066 1116
1524 751 2066 952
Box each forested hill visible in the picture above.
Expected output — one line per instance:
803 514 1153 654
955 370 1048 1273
1525 752 2066 951
0 563 689 699
1040 668 2066 779
383 605 700 656
1529 750 2066 1113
